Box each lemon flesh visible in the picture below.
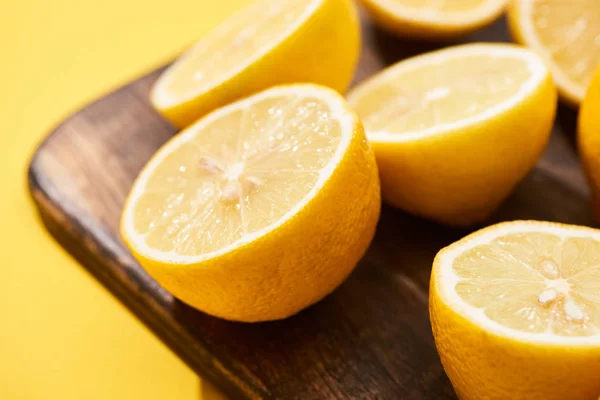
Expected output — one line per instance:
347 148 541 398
161 0 314 105
133 94 342 257
453 232 600 337
431 221 600 400
509 0 600 105
351 49 532 137
122 84 380 322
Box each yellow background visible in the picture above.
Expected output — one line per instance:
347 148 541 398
2 0 249 398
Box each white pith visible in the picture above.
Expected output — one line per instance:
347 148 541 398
437 221 600 346
123 85 355 264
347 44 549 143
151 0 323 108
370 0 507 26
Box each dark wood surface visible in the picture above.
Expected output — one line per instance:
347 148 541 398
28 9 593 400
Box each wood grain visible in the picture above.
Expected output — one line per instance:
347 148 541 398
28 10 593 400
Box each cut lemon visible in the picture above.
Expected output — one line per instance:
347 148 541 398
121 84 380 322
508 0 600 105
151 0 360 127
430 221 600 400
579 66 600 220
359 0 507 40
347 43 556 226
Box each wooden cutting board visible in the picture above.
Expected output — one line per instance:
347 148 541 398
28 9 592 400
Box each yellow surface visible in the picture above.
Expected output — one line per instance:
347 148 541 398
1 0 250 398
430 221 600 400
122 84 381 322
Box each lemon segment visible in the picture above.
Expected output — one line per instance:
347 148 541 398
359 0 507 40
348 43 557 226
508 0 600 105
431 221 600 400
579 66 600 221
121 84 381 322
151 0 360 127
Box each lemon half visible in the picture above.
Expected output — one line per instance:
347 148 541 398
122 84 380 322
348 43 556 226
151 0 360 127
431 221 600 400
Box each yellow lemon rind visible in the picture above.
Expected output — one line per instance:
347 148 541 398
578 66 600 220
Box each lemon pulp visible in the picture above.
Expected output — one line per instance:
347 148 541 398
157 0 319 106
453 232 600 337
133 94 342 256
351 51 532 135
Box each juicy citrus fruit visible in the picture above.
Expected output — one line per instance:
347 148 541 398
151 0 360 128
359 0 507 40
579 66 600 220
121 84 380 322
430 221 600 400
508 0 600 105
347 43 556 227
